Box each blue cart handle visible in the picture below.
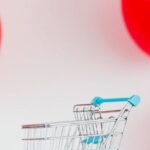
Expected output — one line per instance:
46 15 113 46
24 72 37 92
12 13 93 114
91 95 140 107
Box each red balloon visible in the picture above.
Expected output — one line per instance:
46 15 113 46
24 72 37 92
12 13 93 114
122 0 150 55
0 20 1 48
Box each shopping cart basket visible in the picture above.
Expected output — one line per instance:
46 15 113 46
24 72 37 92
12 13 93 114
22 95 140 150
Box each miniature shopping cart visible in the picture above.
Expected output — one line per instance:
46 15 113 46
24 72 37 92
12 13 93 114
22 95 140 150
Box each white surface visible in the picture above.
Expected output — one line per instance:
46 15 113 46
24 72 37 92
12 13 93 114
0 0 150 149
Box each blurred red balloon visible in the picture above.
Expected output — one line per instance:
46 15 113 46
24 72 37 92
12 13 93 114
122 0 150 55
0 20 1 48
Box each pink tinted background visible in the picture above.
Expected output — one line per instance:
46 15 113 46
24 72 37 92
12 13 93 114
0 0 149 150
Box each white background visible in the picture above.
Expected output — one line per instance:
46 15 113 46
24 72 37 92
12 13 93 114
0 0 150 149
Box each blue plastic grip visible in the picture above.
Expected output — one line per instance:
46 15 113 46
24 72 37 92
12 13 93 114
91 95 140 107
